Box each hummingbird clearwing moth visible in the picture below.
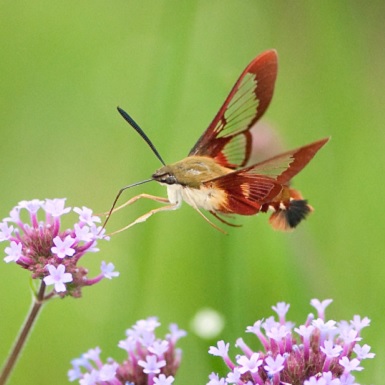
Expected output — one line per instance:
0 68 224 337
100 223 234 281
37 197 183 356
104 50 329 234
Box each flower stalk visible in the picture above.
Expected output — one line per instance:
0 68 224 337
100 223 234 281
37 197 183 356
0 282 46 385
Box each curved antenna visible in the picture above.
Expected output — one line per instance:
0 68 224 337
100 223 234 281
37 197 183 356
117 106 166 166
101 178 154 231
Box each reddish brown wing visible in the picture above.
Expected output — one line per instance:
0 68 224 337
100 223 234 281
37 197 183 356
243 138 329 184
203 138 329 214
205 172 282 215
188 50 278 169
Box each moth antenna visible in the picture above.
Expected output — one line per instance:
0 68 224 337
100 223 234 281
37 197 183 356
117 106 166 166
101 179 154 231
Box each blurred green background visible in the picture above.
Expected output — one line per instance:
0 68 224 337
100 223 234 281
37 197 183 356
0 1 384 384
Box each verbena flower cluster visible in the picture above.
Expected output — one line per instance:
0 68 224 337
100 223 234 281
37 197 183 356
208 299 374 385
0 198 118 297
68 317 186 385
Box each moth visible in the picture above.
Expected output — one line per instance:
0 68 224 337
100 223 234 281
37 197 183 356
104 50 328 234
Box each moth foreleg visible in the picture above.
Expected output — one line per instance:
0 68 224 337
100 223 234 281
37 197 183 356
108 200 179 235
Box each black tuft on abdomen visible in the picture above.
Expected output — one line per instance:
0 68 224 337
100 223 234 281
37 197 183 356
286 200 312 228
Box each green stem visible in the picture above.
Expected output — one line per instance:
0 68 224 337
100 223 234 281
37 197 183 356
0 281 46 385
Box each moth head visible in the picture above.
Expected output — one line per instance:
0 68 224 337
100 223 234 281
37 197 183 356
152 166 178 185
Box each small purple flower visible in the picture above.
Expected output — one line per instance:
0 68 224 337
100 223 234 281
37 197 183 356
69 318 185 385
74 224 94 243
1 198 115 298
44 198 71 217
138 355 166 374
353 344 375 359
226 368 241 384
272 302 290 324
153 374 174 385
339 372 357 384
295 323 315 362
140 330 156 348
340 329 361 345
74 206 101 226
310 299 333 320
321 371 341 385
167 323 187 343
207 373 226 385
19 199 43 214
134 317 161 333
51 235 76 259
100 261 119 279
0 222 15 241
99 362 119 381
237 352 262 374
236 337 254 358
246 320 269 351
83 347 102 363
4 241 23 263
43 264 73 292
209 341 229 358
350 315 371 333
206 299 373 385
295 324 315 339
320 340 343 372
263 354 285 375
320 340 343 358
148 340 169 356
79 370 99 384
339 357 364 373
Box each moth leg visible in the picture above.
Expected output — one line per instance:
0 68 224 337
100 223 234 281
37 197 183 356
107 194 169 215
108 200 180 235
192 207 227 234
210 211 242 228
182 189 227 234
102 193 170 232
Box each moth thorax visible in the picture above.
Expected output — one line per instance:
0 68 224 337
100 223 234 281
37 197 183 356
153 156 231 189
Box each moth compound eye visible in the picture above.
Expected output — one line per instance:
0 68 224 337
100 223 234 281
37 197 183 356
164 174 177 185
152 169 177 185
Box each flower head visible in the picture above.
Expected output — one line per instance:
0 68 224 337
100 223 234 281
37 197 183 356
207 299 373 385
68 317 185 384
1 198 115 298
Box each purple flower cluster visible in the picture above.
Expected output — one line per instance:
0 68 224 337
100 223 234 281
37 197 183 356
68 317 186 385
208 299 374 385
0 198 118 297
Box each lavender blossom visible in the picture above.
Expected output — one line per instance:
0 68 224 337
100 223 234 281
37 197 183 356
68 317 186 385
207 299 374 385
1 198 117 297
